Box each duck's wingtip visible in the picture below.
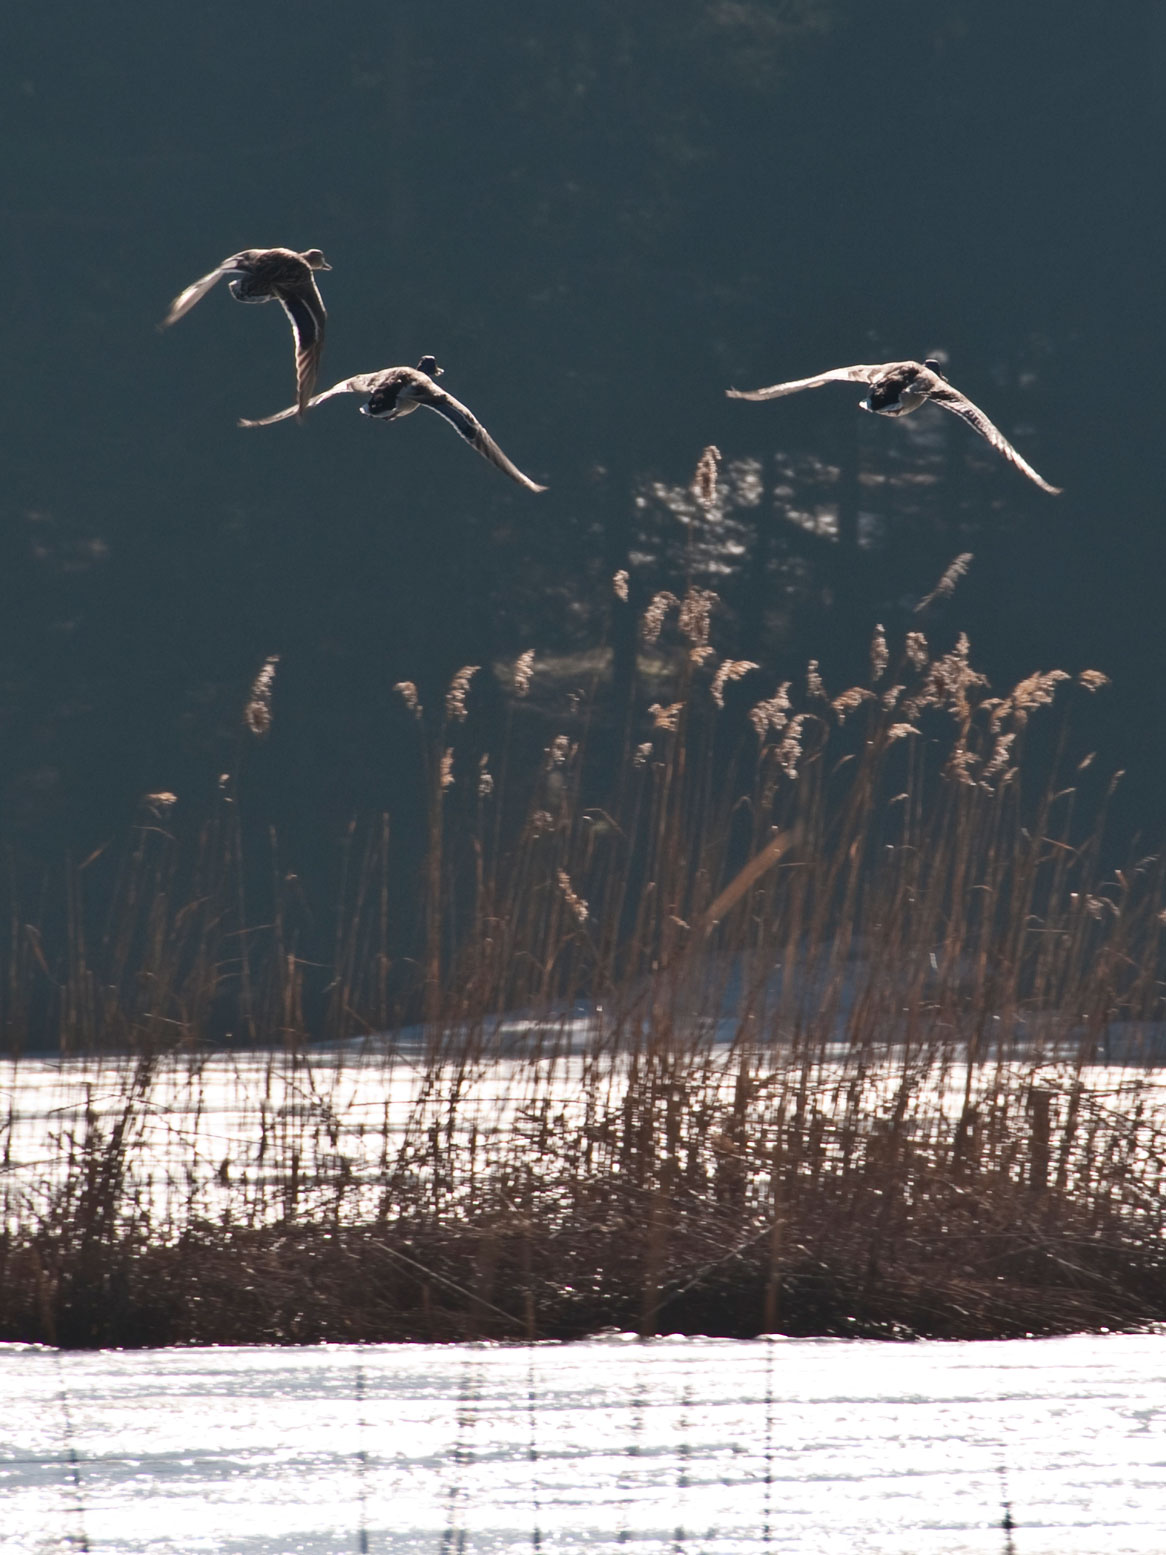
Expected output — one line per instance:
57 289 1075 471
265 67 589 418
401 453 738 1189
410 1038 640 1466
528 481 549 494
158 299 189 331
725 387 744 399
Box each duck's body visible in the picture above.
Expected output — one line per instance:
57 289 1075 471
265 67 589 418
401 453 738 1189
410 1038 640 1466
240 356 547 493
162 247 331 417
727 358 1060 493
857 359 936 417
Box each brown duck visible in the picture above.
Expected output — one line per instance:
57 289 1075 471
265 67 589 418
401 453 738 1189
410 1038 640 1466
240 355 547 493
727 357 1060 493
161 247 331 418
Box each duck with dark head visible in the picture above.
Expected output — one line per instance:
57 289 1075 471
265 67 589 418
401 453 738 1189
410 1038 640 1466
240 355 547 493
728 354 1060 492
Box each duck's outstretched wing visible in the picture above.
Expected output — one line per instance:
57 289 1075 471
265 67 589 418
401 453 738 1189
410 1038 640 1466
160 265 230 328
726 364 885 401
275 276 327 416
419 385 547 492
238 373 381 429
926 383 1061 494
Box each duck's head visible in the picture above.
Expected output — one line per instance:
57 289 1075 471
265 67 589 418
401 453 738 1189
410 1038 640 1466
922 356 946 378
302 249 332 271
416 355 443 378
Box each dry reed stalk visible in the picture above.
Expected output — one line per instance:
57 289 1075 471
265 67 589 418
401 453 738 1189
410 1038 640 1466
3 597 1164 1345
698 830 796 934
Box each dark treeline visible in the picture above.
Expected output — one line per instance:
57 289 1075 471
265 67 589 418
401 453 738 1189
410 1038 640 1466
1 2 1164 1024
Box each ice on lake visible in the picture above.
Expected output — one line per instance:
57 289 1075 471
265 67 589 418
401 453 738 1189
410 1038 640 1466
5 1038 1164 1232
2 1331 1163 1554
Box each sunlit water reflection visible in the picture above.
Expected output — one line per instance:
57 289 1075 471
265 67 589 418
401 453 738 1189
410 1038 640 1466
4 1040 1163 1230
2 1332 1163 1554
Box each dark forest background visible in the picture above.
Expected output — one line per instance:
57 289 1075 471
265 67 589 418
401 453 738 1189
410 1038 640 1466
2 2 1164 985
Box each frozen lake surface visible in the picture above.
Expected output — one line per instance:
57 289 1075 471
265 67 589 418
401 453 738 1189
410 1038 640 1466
2 1331 1163 1554
6 1041 1164 1231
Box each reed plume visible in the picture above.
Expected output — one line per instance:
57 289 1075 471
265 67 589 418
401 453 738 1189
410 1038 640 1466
556 868 589 925
394 681 423 718
711 660 760 709
1078 670 1111 693
649 702 684 731
142 792 178 816
244 654 279 737
641 591 679 644
3 575 1162 1350
831 687 874 724
916 551 974 613
869 623 889 682
749 683 791 741
445 666 480 724
513 650 536 698
904 631 930 671
691 444 722 509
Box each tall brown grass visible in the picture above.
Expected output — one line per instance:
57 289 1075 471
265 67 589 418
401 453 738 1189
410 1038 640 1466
1 543 1164 1346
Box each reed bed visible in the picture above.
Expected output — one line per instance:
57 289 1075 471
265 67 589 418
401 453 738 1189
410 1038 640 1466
2 517 1165 1346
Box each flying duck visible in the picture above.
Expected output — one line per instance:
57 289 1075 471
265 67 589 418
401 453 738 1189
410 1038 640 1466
161 247 331 418
239 356 547 493
727 358 1060 493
